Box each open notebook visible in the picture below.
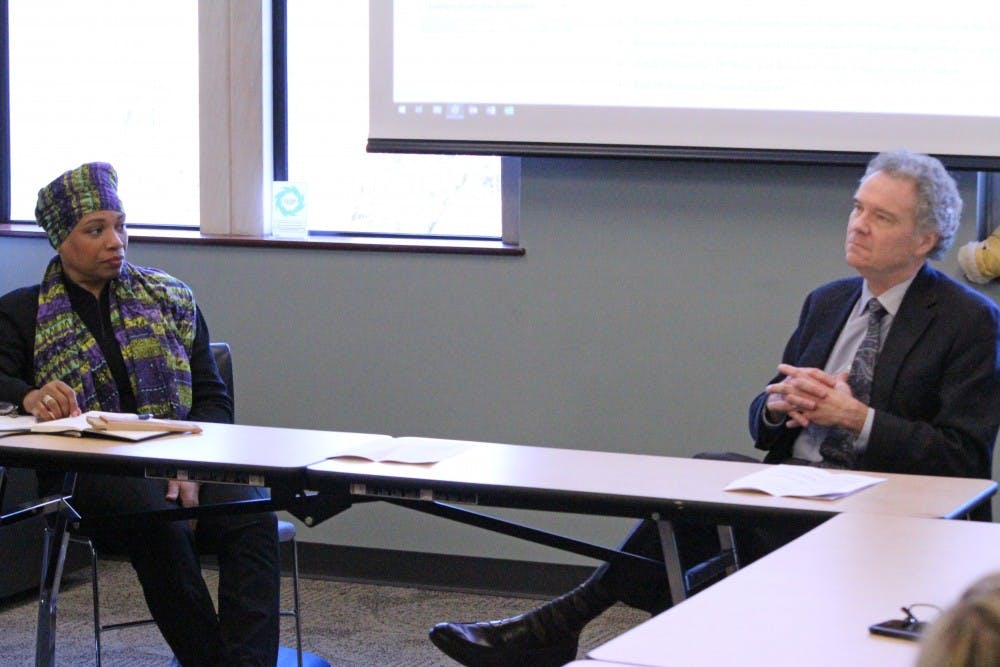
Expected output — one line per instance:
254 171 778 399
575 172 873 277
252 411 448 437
0 411 201 442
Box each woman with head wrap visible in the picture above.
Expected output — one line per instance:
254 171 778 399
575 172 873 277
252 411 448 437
0 163 280 666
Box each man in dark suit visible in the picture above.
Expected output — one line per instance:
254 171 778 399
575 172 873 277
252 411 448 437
753 263 998 483
753 152 1000 486
428 150 1000 667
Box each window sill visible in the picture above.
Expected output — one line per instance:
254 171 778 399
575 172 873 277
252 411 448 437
0 223 524 256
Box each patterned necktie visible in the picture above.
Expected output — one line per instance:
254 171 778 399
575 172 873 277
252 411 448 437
818 298 887 469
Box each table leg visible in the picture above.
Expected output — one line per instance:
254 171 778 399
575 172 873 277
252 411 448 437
35 512 70 667
35 472 77 667
656 521 741 606
717 524 740 574
655 519 688 606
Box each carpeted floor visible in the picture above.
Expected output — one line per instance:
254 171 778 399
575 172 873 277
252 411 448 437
0 559 649 666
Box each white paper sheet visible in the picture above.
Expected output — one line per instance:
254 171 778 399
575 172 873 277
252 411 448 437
724 465 887 500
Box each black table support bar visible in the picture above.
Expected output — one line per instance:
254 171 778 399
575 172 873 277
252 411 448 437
385 498 663 571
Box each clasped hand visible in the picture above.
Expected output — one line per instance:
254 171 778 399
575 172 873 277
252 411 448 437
765 363 867 434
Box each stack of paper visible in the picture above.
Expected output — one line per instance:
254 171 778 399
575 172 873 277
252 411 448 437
724 465 887 500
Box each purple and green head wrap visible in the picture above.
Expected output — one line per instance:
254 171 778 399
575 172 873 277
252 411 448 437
35 162 125 249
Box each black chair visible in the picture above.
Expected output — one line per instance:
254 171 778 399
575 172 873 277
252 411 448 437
69 342 305 666
0 464 54 599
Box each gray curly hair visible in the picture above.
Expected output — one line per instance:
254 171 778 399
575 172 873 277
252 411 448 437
863 150 962 260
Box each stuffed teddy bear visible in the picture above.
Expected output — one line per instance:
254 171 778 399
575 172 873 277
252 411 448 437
958 229 1000 284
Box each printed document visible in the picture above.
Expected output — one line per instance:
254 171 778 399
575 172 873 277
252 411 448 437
724 465 886 500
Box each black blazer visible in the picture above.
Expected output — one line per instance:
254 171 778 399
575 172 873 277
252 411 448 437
750 263 1000 484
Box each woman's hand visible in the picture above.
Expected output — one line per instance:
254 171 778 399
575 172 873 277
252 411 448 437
24 381 81 420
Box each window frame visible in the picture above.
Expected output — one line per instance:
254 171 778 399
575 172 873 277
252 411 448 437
0 0 521 255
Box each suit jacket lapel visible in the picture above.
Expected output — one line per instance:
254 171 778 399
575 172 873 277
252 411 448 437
806 281 861 369
870 264 936 406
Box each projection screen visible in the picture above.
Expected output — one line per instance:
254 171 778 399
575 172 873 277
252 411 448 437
369 0 1000 168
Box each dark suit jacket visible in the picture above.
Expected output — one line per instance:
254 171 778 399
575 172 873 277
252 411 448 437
749 263 1000 486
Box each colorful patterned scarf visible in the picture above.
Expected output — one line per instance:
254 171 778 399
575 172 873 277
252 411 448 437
33 257 197 418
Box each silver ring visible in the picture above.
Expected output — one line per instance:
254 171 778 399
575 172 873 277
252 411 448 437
43 395 56 406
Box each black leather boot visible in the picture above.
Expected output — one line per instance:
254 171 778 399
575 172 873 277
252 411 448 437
428 577 616 666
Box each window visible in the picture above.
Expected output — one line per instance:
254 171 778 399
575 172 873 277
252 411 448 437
3 1 516 248
286 1 502 239
7 0 199 227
